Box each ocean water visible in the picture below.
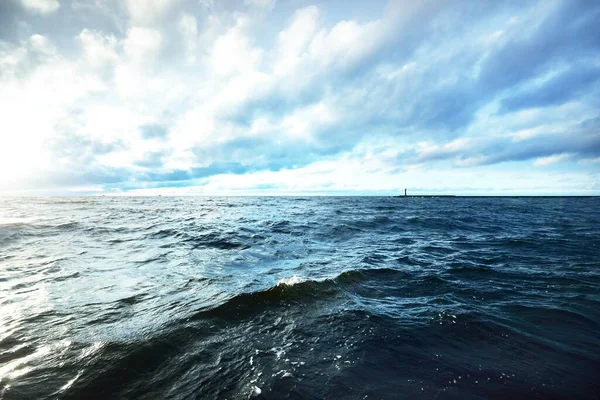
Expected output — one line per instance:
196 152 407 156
0 196 599 399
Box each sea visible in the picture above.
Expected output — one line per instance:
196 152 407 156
0 196 599 399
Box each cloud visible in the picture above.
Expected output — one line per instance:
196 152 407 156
534 153 571 167
1 0 599 194
135 151 166 168
579 157 600 166
123 26 162 66
244 0 276 10
406 111 600 169
478 0 600 93
501 65 600 112
125 0 178 25
78 29 118 70
178 13 197 64
20 0 59 14
209 16 262 77
140 124 168 139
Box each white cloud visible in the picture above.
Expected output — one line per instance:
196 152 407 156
0 40 95 188
309 19 382 68
280 102 338 140
179 14 198 64
125 0 178 24
29 34 56 55
20 0 60 14
416 138 471 159
78 29 118 68
198 0 214 8
533 153 571 167
578 157 600 165
509 125 554 141
123 26 162 66
1 0 599 195
125 150 595 196
244 0 276 9
209 17 262 76
274 6 319 75
114 26 163 97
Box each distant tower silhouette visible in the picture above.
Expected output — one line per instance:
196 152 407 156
404 188 407 196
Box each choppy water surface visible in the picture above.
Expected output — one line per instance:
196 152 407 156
0 196 599 399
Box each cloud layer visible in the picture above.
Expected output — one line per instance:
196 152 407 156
0 0 599 195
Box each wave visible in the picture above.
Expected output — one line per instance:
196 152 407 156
144 229 251 251
262 220 293 234
2 196 599 400
52 200 96 205
444 262 494 275
191 268 416 322
188 233 250 250
350 216 393 229
276 275 306 286
0 217 35 226
501 304 599 331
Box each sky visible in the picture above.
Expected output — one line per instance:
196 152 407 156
0 0 599 196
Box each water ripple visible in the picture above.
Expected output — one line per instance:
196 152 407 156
0 196 598 399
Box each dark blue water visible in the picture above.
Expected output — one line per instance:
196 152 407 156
0 196 599 399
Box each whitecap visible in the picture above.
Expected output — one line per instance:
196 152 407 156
276 275 306 287
249 385 262 398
